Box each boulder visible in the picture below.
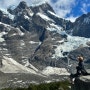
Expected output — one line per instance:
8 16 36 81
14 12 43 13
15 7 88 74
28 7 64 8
72 74 90 90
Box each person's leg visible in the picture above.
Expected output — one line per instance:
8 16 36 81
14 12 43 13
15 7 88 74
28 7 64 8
70 74 75 84
81 69 89 75
76 67 81 76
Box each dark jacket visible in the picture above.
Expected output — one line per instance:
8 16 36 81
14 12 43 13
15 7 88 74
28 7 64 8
77 61 87 75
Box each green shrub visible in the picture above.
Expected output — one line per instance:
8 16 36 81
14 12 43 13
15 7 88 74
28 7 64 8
1 80 71 90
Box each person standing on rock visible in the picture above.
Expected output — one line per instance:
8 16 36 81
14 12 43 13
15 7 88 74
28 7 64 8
70 55 90 84
76 55 88 76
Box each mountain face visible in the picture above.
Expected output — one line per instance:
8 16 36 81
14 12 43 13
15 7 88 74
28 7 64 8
0 10 12 24
72 12 90 38
0 1 90 88
0 1 71 69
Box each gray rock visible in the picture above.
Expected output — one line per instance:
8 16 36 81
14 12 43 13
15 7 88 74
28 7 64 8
71 75 90 90
0 10 12 24
69 47 90 63
72 13 90 38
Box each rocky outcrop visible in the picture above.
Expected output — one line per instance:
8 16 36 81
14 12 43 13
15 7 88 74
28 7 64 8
30 2 55 14
71 75 90 90
0 10 12 24
69 47 90 63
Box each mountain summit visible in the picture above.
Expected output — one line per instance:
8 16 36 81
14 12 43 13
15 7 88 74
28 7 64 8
18 1 28 9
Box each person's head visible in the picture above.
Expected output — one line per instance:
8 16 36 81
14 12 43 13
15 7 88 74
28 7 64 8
77 55 84 62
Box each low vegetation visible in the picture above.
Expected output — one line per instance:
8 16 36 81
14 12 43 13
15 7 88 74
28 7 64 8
2 80 71 90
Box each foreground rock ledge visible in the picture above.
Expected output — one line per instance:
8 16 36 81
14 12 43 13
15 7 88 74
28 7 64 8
71 76 90 90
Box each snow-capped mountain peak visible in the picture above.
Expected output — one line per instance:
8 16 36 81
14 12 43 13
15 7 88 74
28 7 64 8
0 1 90 88
17 1 28 9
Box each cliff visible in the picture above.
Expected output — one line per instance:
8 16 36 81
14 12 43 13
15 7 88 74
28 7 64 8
71 75 90 90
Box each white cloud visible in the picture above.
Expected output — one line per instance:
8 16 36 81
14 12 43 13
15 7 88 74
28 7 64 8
81 3 90 14
0 0 49 9
49 0 75 18
0 0 75 18
0 0 20 8
81 3 87 14
66 15 78 22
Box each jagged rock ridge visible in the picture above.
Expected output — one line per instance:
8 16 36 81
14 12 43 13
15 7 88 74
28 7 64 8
0 1 72 70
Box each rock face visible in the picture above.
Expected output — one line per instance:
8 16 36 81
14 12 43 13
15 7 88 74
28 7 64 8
0 1 70 70
0 10 12 24
69 47 90 63
72 76 90 90
72 12 90 38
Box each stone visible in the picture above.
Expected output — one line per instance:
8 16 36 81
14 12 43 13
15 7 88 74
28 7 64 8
71 75 90 90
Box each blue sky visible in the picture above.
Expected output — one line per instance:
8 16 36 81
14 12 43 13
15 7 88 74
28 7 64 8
0 0 90 22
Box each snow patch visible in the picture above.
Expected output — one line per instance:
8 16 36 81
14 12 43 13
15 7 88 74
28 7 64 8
47 23 66 35
16 28 24 36
29 41 41 45
0 56 37 74
48 10 60 18
0 32 7 42
36 12 54 22
0 22 10 27
42 66 70 76
0 8 15 20
31 1 47 7
8 5 16 10
24 15 30 20
83 17 90 24
28 11 34 17
12 33 17 36
0 22 14 31
20 40 25 46
25 60 38 72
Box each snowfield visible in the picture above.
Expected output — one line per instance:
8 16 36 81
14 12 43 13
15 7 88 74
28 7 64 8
42 66 70 76
46 21 90 58
47 23 66 35
53 35 90 58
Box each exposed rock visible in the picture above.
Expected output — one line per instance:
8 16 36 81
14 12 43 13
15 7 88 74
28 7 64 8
30 2 55 14
7 1 32 15
86 42 90 46
0 10 12 24
69 47 90 63
72 12 90 38
71 75 90 90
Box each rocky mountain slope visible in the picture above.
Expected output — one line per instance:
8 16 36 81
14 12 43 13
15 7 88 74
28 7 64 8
72 12 90 38
0 1 90 88
0 1 72 70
